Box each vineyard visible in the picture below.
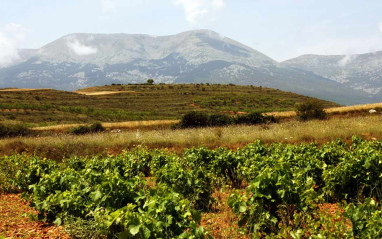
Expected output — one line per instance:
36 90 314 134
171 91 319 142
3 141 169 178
1 136 382 238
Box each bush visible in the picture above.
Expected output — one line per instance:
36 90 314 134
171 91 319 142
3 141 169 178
180 111 209 128
89 122 104 132
296 100 327 121
69 122 105 135
0 123 31 138
235 112 276 125
179 111 276 128
208 113 233 127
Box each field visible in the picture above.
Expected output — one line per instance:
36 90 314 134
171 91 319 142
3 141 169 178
0 114 380 161
0 84 337 125
1 84 382 238
2 137 382 238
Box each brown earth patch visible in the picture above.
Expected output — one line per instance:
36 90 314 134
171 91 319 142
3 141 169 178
0 193 70 238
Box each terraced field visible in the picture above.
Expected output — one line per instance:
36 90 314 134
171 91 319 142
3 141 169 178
0 84 338 125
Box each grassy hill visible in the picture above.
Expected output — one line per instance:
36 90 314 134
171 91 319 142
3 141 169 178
0 84 339 125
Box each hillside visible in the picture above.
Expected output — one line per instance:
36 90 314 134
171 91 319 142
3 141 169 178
0 84 338 125
0 30 373 105
282 52 382 97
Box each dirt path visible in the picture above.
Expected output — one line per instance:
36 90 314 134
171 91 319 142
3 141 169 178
201 189 250 239
0 194 70 238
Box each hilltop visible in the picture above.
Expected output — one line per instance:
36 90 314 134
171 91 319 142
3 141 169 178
0 84 338 125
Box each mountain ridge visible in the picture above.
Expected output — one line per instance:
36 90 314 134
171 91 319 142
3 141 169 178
282 51 382 96
0 29 376 105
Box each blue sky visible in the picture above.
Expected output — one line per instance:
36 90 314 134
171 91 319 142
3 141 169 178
0 0 382 62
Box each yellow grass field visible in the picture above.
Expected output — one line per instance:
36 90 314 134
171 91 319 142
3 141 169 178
30 102 382 132
32 120 179 131
264 102 382 118
75 90 136 96
2 114 381 160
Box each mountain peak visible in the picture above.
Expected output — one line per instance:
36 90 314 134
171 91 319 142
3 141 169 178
0 30 376 105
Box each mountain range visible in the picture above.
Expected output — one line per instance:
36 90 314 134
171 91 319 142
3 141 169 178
282 52 382 96
0 29 380 105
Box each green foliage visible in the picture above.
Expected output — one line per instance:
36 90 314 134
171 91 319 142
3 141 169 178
183 147 242 187
228 137 382 237
345 198 382 238
4 151 210 238
152 152 215 210
228 160 318 236
323 136 382 202
3 137 382 237
146 79 154 85
296 100 327 121
277 206 353 238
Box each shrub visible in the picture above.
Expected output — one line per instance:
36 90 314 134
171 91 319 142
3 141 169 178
0 123 31 138
235 112 275 125
208 113 233 126
89 122 104 132
180 111 209 128
69 123 105 135
296 100 327 121
179 111 275 128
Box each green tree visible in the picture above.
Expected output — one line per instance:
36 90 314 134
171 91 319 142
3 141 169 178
295 100 327 121
147 79 154 85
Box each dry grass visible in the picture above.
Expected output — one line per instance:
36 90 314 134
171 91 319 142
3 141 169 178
32 123 84 131
31 101 382 132
75 90 136 96
264 111 296 117
102 120 179 130
32 120 179 132
325 102 382 113
264 102 382 118
2 115 382 160
0 88 44 92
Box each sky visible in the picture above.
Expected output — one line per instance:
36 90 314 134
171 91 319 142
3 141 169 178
0 0 382 63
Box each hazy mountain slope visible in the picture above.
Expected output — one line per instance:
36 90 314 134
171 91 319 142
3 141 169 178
0 30 374 105
282 52 382 96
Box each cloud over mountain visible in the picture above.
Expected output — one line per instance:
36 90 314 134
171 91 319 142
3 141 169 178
67 38 98 56
174 0 226 25
0 23 27 67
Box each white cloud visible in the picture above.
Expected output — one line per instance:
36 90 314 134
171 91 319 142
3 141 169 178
338 54 357 67
101 0 116 14
174 0 226 25
0 23 27 67
67 39 98 56
379 22 382 33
